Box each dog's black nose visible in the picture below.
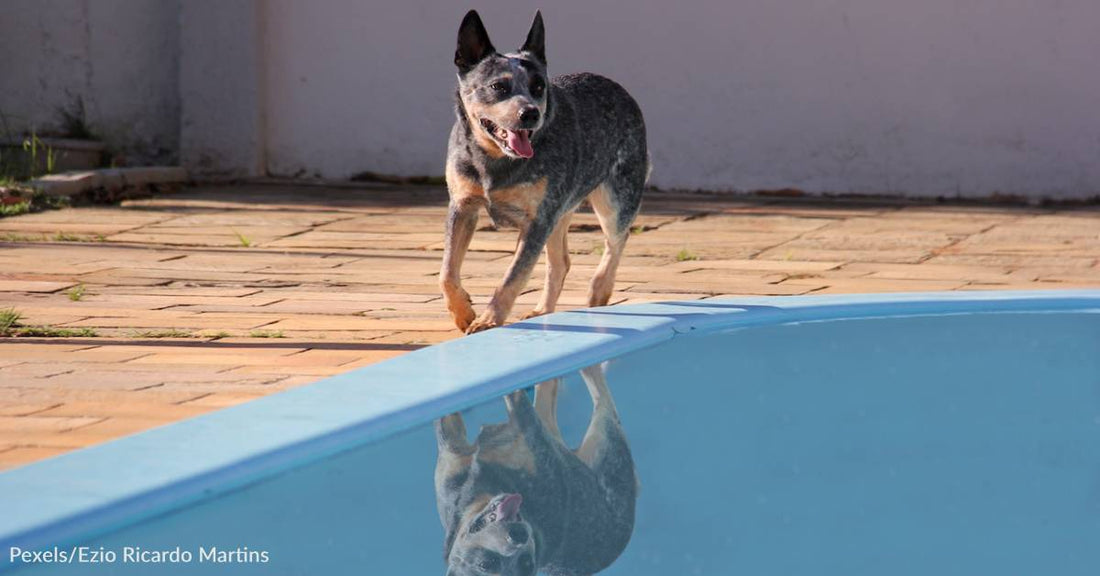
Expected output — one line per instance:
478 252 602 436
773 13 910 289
519 107 540 127
507 523 529 544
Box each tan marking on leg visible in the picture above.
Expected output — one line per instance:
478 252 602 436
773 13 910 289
442 285 476 331
467 268 526 333
435 413 473 492
438 413 472 452
436 451 473 492
589 234 627 307
576 363 621 466
523 211 571 319
534 379 563 444
445 161 486 203
587 183 629 307
442 163 487 331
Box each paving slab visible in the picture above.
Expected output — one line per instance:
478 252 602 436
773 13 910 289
0 280 77 293
0 182 1097 470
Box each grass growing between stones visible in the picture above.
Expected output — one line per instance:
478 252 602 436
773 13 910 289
0 308 20 333
675 248 699 262
129 329 197 339
232 229 253 247
67 284 86 301
0 231 106 243
0 307 98 337
0 201 32 217
0 191 70 220
249 329 285 339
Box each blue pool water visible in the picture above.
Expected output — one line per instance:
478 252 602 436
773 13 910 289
1 293 1098 574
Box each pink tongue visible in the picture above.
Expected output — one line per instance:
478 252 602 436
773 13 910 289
506 131 534 158
498 493 523 521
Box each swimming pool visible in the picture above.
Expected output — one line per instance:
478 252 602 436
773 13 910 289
1 291 1098 574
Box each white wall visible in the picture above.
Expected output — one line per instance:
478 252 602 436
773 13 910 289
0 0 179 164
179 0 267 178
2 1 1098 199
263 0 1100 199
264 0 454 179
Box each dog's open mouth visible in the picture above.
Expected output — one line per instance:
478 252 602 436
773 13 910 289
487 493 523 523
480 118 534 159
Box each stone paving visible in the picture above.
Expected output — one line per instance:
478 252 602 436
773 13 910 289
0 183 1098 470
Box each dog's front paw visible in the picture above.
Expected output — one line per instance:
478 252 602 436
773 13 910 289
446 292 477 331
465 311 502 334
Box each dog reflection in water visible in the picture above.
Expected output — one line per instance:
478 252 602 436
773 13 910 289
435 365 637 575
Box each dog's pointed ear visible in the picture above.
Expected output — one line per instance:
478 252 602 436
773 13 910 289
455 10 496 74
520 10 546 65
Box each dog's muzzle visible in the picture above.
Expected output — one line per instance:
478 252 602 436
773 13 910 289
479 118 535 159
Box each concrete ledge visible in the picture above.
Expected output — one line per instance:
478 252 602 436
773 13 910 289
29 166 188 197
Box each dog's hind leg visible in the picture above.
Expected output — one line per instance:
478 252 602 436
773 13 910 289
522 212 572 320
578 364 637 524
577 363 638 553
534 378 563 444
587 184 630 307
588 149 646 308
576 363 625 464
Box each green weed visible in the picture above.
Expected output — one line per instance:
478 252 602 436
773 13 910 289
9 326 97 338
0 308 22 333
0 201 31 217
67 284 86 301
675 248 699 262
0 192 70 221
232 229 253 247
249 329 285 339
0 308 97 337
130 329 196 339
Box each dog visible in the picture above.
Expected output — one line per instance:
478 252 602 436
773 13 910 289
435 366 637 575
441 9 649 333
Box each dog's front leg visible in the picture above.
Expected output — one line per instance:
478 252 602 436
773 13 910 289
436 413 473 455
441 196 485 331
504 388 541 430
466 213 554 334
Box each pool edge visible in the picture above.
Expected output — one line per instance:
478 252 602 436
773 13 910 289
1 289 1098 566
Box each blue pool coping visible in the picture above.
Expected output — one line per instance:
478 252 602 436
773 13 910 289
1 289 1098 563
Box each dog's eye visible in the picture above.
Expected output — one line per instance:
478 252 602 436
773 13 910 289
469 517 486 534
490 81 510 94
530 79 544 97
